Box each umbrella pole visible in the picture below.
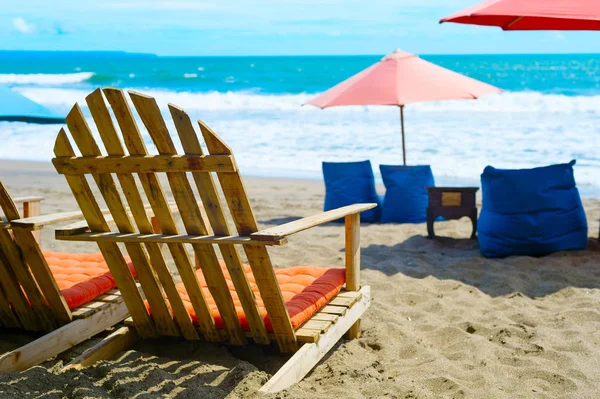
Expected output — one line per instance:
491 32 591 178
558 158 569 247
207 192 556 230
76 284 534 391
400 105 406 166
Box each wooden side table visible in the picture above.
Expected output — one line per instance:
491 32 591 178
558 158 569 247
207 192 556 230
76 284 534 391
426 187 479 239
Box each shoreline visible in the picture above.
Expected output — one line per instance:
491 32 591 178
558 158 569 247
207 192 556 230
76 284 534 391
2 158 599 199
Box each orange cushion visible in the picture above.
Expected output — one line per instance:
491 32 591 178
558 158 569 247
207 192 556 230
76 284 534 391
44 251 135 310
169 263 345 332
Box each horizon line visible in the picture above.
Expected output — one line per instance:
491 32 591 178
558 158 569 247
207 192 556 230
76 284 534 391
1 49 599 57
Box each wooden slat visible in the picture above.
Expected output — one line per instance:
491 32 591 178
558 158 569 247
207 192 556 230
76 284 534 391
300 319 332 333
63 326 139 370
71 307 98 319
53 154 236 175
344 213 362 339
310 313 339 324
0 278 20 329
0 300 130 373
101 89 200 340
3 191 70 324
53 203 169 236
11 229 73 325
259 286 371 394
251 203 377 241
95 293 124 304
12 209 111 231
3 197 63 327
78 301 111 312
170 105 270 345
54 127 157 338
71 301 111 319
85 88 126 153
336 290 363 298
295 328 321 343
131 92 245 345
329 293 362 308
200 121 298 353
86 89 187 338
56 231 285 246
0 181 59 330
104 88 217 341
320 305 347 316
67 102 177 337
0 230 57 331
0 241 41 330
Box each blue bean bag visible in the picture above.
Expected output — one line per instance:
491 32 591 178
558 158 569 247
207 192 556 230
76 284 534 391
478 160 588 258
322 160 380 222
379 165 434 223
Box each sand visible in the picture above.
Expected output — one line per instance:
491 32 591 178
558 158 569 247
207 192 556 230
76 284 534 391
1 159 600 399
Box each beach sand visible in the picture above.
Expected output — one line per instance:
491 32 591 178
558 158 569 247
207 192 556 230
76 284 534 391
1 159 600 398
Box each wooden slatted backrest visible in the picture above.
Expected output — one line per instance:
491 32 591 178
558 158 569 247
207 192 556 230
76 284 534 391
53 88 298 352
0 179 72 332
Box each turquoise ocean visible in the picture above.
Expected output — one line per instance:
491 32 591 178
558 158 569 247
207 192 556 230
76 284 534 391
1 51 599 193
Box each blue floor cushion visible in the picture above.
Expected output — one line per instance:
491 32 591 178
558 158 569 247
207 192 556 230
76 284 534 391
322 160 380 222
478 160 588 258
379 165 434 223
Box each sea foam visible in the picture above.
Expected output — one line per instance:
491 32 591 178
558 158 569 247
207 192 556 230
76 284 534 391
14 87 600 114
0 72 94 85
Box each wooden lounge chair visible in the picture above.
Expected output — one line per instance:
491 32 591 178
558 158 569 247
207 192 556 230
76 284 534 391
52 88 375 393
0 182 131 372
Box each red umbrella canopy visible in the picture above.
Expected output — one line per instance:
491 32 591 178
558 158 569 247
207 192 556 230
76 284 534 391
305 50 501 165
305 49 501 108
440 0 600 30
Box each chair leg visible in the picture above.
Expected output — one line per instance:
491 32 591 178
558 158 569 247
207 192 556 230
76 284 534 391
346 319 362 339
426 208 435 239
259 286 371 394
344 214 362 339
22 199 42 244
470 208 478 240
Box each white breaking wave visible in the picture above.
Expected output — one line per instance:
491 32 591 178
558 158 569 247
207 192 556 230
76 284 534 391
14 87 600 114
0 72 94 85
2 87 600 194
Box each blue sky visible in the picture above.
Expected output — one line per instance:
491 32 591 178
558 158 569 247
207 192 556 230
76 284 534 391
2 0 599 56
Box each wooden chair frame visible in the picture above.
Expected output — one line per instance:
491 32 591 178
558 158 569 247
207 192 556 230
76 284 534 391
0 185 130 373
51 88 375 393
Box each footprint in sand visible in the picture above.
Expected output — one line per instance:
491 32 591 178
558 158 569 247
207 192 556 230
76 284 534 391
519 369 578 393
422 376 467 397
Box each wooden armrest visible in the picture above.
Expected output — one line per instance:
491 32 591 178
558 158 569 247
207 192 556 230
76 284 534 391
55 201 200 237
12 196 44 205
250 203 377 241
10 210 92 231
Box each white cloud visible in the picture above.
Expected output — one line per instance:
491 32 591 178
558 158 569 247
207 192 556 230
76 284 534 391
12 17 36 34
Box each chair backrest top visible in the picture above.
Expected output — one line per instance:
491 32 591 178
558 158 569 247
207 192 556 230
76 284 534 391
0 180 71 332
53 88 298 351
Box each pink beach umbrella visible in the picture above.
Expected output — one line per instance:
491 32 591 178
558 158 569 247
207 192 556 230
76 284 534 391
440 0 600 31
305 49 501 165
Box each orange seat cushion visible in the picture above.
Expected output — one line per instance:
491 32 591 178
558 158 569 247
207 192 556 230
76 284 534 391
169 263 345 332
44 251 135 310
